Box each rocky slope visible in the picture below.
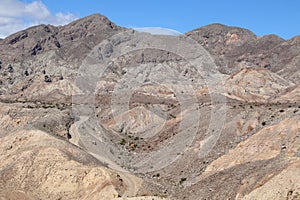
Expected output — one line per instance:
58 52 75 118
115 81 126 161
0 129 123 200
186 24 300 84
0 14 300 200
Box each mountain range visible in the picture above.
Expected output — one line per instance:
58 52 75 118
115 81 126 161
0 14 299 200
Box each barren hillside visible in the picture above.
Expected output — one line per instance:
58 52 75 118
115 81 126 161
0 14 299 200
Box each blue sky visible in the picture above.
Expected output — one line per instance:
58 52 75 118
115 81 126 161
1 0 300 39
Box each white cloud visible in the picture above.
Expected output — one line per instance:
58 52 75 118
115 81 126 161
0 0 78 38
24 1 51 19
134 27 182 36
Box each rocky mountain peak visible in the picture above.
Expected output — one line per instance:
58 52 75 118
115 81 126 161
58 13 121 41
288 35 300 45
0 14 123 64
186 23 257 48
65 13 118 29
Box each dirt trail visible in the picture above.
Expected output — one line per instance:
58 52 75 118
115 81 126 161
69 116 88 146
69 116 142 198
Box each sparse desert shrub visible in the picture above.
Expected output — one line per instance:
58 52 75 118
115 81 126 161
24 70 29 76
44 75 52 82
179 178 187 185
120 139 126 145
8 64 13 73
